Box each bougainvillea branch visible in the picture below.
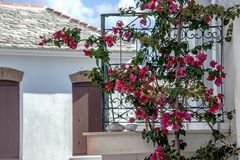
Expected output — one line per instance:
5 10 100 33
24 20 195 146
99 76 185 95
40 0 240 159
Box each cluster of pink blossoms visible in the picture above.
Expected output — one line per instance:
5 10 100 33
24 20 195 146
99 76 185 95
160 111 191 133
150 146 164 160
83 34 116 56
105 65 159 106
138 0 212 27
205 88 224 113
165 51 207 78
39 28 81 49
207 60 225 87
112 21 132 40
140 0 178 13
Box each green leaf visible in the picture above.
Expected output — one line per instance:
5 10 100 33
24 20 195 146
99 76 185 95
179 129 186 136
223 18 230 26
225 37 232 42
227 112 233 120
179 140 187 150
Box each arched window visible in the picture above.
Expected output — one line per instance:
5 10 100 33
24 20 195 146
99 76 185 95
0 67 23 159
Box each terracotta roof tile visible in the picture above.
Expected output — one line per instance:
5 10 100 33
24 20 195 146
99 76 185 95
0 2 14 6
61 14 71 19
46 7 54 11
53 10 62 15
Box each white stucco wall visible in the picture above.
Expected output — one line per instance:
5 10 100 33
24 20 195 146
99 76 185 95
0 48 134 160
232 18 240 147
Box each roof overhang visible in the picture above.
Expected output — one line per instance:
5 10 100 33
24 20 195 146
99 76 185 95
0 47 136 59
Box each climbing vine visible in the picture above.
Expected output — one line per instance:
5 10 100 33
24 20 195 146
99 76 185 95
40 0 240 159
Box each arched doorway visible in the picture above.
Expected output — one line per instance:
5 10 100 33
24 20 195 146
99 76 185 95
0 67 23 159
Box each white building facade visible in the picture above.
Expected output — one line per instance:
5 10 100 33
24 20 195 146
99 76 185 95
0 1 240 160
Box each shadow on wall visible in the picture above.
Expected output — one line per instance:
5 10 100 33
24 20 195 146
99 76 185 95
0 54 97 94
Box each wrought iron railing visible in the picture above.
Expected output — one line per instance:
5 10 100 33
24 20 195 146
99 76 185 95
100 13 224 130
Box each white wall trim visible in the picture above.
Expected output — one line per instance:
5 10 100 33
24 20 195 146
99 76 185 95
0 47 135 59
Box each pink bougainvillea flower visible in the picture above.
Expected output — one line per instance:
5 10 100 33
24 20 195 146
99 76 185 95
168 4 178 13
115 79 124 91
175 19 182 26
138 68 147 79
166 61 173 70
123 30 131 39
161 113 171 129
209 104 219 113
155 127 161 132
144 0 156 10
102 35 115 47
120 64 126 69
156 5 163 12
84 43 90 48
107 69 113 75
139 95 149 104
207 75 214 81
207 88 214 95
191 60 201 67
83 49 92 56
218 93 224 99
69 38 77 49
172 124 180 132
150 146 164 160
204 16 212 24
210 60 217 68
143 66 149 72
112 27 119 34
196 51 207 62
105 82 113 91
135 109 143 119
183 55 194 63
53 31 62 39
106 38 114 47
218 103 224 109
217 65 224 71
62 35 68 43
151 108 158 120
140 19 147 26
155 145 164 157
39 38 48 46
214 77 223 87
130 74 137 82
117 21 123 28
150 155 156 160
177 67 186 77
129 117 135 123
183 112 192 121
221 72 226 78
163 129 169 135
209 103 223 113
150 75 156 82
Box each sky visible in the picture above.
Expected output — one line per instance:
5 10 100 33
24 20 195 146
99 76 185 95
4 0 136 27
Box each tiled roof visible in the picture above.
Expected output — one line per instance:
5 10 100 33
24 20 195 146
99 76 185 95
0 2 135 52
0 2 101 50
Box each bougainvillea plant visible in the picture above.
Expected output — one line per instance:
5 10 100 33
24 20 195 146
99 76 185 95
40 0 240 159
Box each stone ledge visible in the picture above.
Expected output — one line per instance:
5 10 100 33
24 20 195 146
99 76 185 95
83 130 233 155
69 70 91 83
0 67 24 82
70 155 102 160
83 129 230 136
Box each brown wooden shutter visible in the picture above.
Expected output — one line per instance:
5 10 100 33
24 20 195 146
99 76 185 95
0 80 20 159
72 82 102 155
